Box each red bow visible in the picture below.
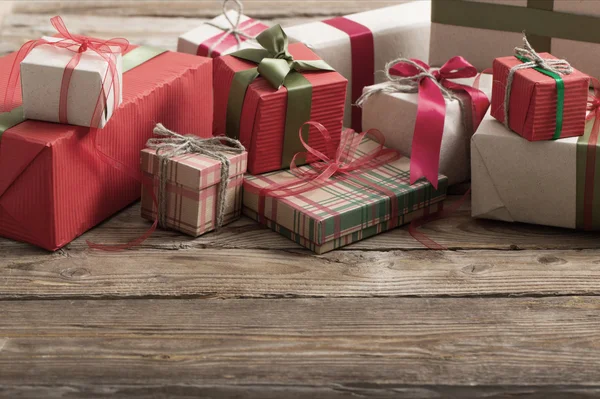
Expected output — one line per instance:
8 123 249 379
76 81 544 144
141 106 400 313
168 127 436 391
2 16 129 128
390 56 490 188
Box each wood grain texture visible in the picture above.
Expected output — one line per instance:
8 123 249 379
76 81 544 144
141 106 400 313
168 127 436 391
1 297 600 398
13 1 404 18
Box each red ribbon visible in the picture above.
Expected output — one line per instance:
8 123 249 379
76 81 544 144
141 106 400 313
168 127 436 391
390 56 490 188
2 16 128 128
582 77 600 230
251 121 402 228
323 17 374 132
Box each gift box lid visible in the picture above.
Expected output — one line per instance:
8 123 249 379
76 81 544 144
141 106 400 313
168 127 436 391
141 146 247 192
243 134 448 246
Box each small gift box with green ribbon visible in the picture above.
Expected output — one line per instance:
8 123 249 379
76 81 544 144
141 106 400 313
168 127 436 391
213 24 348 175
491 36 590 141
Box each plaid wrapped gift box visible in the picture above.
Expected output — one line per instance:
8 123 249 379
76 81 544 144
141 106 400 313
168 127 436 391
243 135 448 254
141 148 247 237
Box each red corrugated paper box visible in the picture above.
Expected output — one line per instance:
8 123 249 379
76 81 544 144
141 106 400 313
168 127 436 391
213 43 347 174
491 53 589 141
0 47 213 250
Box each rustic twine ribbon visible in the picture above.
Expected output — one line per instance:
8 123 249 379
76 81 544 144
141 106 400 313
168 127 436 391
504 35 573 130
147 124 245 230
204 0 261 57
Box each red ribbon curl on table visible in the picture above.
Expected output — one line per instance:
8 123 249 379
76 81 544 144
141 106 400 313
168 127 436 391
2 16 129 128
386 56 490 188
252 121 402 227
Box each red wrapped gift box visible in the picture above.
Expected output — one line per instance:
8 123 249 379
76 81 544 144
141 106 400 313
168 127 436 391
491 53 589 141
213 42 347 174
0 46 213 250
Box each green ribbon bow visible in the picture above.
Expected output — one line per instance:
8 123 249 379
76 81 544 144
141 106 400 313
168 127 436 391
226 24 334 169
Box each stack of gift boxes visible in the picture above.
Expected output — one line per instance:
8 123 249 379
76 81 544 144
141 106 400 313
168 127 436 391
1 0 599 253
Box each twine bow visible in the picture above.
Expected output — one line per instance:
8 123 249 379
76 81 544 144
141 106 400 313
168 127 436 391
148 124 246 230
204 0 262 57
357 56 490 188
2 16 129 128
504 35 573 137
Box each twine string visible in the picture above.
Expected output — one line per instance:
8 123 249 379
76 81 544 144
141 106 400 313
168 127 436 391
148 123 245 230
204 0 261 56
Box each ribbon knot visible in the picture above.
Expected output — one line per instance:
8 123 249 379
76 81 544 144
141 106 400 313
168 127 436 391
147 124 245 231
356 56 490 188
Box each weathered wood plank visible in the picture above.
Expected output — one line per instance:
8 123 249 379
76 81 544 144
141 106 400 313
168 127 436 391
13 1 403 18
1 297 599 398
3 244 600 299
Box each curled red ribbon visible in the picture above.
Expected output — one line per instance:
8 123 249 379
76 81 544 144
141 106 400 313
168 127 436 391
390 56 490 188
2 16 129 128
253 121 402 227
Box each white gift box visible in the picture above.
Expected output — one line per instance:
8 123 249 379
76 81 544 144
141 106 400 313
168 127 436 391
472 113 597 230
21 37 123 128
285 1 431 129
430 0 600 77
177 10 267 57
361 74 493 186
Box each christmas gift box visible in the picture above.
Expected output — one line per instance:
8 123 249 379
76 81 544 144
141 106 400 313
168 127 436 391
0 29 213 250
140 124 247 237
177 0 268 58
359 57 492 186
243 122 448 254
213 25 347 175
16 17 126 128
472 88 600 230
430 0 600 77
285 1 431 131
491 38 589 141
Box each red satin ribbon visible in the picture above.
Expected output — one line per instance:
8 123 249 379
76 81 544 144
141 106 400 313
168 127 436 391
390 56 490 188
197 18 268 57
582 78 600 230
252 121 402 229
2 16 128 128
323 17 375 132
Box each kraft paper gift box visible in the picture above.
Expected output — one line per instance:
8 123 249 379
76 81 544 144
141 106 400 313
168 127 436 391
285 1 431 131
243 132 448 254
140 147 247 237
20 36 123 129
177 9 268 58
0 47 213 250
430 0 600 77
471 113 600 230
361 73 493 186
491 52 589 141
213 27 347 175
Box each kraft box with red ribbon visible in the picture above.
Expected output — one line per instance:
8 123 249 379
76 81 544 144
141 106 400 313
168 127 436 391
242 122 448 254
285 1 431 131
0 17 213 251
140 124 247 238
472 79 600 230
490 37 590 142
359 57 492 186
177 1 268 58
213 25 347 175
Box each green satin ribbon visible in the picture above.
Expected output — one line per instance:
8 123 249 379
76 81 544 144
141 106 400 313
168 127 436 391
432 0 600 47
226 24 334 169
0 46 167 142
515 55 564 140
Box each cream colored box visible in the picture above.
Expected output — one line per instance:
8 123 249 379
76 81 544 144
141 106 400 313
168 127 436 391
286 1 431 128
361 74 493 186
430 0 600 77
20 37 123 128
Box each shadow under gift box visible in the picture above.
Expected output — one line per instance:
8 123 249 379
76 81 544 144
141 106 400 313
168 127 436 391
0 46 213 251
213 43 348 175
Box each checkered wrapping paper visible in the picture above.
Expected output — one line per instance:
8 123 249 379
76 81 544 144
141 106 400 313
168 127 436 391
243 135 448 253
141 148 247 237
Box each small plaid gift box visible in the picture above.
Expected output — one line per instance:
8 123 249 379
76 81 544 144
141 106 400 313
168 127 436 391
141 126 247 237
243 126 448 254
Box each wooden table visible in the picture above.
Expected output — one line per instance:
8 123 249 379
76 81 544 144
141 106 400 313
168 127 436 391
2 3 600 398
